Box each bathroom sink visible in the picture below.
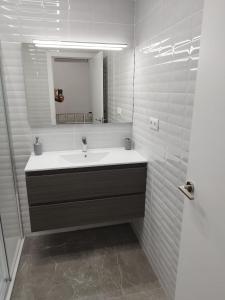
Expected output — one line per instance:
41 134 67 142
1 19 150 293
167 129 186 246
25 148 147 172
61 152 109 164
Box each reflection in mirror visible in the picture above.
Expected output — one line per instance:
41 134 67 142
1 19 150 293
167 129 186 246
53 52 103 124
22 43 134 127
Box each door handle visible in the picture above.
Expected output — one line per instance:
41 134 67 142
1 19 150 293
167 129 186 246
178 181 194 200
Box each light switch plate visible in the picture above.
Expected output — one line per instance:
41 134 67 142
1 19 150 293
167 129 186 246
149 117 159 131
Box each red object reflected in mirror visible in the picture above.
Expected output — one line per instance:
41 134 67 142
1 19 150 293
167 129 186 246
55 89 64 102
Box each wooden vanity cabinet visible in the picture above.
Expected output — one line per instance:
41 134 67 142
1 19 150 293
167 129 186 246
26 163 147 232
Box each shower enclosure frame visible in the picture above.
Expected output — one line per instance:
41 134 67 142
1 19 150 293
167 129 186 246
0 44 24 298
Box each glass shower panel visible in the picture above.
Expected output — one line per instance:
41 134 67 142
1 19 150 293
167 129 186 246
0 61 22 294
0 222 9 298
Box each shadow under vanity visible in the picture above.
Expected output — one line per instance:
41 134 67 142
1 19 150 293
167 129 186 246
25 149 147 232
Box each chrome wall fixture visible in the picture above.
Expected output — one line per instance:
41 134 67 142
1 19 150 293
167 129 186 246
178 181 195 200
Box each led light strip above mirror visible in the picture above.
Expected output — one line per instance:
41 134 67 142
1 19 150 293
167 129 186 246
33 40 128 51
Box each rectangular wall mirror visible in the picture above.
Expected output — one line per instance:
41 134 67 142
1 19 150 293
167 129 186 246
22 43 134 127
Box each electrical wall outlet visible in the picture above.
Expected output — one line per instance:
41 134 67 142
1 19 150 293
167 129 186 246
117 107 122 115
149 117 159 131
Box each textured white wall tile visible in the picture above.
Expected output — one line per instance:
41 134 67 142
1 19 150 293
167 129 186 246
0 0 134 45
22 43 52 128
132 1 204 299
1 42 32 234
32 124 131 152
107 48 134 123
0 47 27 238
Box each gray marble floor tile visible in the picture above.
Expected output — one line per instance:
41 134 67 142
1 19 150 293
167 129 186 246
11 224 167 300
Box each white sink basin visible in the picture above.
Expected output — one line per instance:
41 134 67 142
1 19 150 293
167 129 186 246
61 152 109 164
25 148 147 172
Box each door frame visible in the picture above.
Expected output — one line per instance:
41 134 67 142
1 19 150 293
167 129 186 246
47 51 96 125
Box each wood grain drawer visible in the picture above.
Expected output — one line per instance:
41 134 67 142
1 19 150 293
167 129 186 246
29 194 145 232
26 165 147 206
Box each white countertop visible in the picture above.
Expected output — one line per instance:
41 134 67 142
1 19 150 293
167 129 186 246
25 148 147 172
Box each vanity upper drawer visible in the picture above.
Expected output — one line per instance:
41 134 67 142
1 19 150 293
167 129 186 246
26 164 147 206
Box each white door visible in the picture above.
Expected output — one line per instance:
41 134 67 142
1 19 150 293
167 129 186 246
175 1 225 299
89 52 103 123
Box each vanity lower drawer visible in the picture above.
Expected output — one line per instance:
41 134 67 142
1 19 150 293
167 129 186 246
26 164 147 206
29 194 145 231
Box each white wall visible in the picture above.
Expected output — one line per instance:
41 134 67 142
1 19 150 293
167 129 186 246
107 48 134 123
31 124 131 152
54 60 91 114
0 0 134 235
132 0 204 299
0 0 134 45
0 74 21 239
1 42 32 234
89 52 104 122
22 43 52 128
175 0 225 299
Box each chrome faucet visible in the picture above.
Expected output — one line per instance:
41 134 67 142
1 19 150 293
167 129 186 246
81 136 88 153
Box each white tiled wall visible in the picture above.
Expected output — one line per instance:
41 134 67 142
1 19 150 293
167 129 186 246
32 124 131 152
1 42 32 234
0 0 134 234
107 48 134 123
0 0 134 45
22 43 52 128
132 1 204 299
0 75 21 238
